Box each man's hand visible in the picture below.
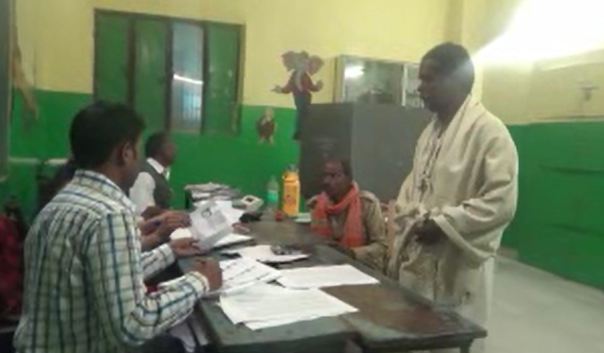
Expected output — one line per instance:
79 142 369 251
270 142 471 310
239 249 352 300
141 206 165 220
156 211 191 239
170 238 203 258
190 258 223 291
232 223 251 234
326 241 356 259
414 219 445 245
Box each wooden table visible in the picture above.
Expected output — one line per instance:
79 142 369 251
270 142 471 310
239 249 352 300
180 220 486 353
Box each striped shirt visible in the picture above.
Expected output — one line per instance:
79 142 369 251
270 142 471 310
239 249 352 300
14 170 208 353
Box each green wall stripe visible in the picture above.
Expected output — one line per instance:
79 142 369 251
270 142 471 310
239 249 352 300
3 88 603 289
2 89 299 221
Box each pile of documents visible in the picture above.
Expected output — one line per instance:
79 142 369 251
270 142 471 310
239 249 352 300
171 228 252 250
160 257 277 297
214 263 380 330
294 212 312 224
168 196 380 330
212 258 282 295
219 283 358 330
185 183 240 202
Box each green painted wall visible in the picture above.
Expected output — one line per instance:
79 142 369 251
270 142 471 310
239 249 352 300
0 89 299 220
3 88 603 289
0 90 91 219
504 121 604 289
170 105 299 208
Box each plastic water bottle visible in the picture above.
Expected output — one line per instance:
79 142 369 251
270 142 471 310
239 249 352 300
281 165 300 217
266 176 279 218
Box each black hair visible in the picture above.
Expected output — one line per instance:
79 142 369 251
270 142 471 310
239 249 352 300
145 132 171 158
69 101 145 169
326 159 353 179
423 42 475 94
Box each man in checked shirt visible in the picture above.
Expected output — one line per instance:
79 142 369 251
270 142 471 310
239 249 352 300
14 102 222 353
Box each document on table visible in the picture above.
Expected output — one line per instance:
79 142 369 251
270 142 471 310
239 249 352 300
209 258 281 296
194 200 246 224
171 228 252 249
160 258 278 297
276 264 379 289
219 283 358 330
294 212 312 224
189 201 233 249
214 200 246 224
222 245 309 264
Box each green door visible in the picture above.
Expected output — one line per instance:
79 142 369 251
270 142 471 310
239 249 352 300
95 13 129 103
203 23 240 134
133 18 169 133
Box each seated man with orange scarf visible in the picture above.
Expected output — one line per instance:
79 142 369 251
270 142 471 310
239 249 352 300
309 159 387 269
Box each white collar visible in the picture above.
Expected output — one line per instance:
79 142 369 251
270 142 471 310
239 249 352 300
147 158 167 175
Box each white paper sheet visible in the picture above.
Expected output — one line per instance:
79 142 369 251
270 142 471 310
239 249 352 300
170 227 194 240
215 200 246 224
222 245 309 264
294 213 312 224
276 265 379 289
171 228 252 249
208 258 281 296
189 201 233 249
219 283 357 330
213 234 253 248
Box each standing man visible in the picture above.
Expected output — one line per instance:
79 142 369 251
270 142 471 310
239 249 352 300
130 132 176 215
386 43 518 352
15 102 222 353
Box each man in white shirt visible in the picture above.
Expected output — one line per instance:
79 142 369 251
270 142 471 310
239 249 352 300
130 132 176 215
387 43 518 353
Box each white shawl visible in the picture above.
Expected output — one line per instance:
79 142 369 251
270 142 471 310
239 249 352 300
387 96 518 319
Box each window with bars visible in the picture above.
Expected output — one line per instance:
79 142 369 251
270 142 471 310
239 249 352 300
94 11 242 134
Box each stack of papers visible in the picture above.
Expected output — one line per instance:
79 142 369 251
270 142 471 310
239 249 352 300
186 183 240 202
294 213 312 224
185 183 225 192
276 265 379 289
171 228 252 250
160 258 277 296
220 283 358 330
222 245 309 264
211 258 281 296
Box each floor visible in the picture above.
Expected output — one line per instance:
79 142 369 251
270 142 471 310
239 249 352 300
486 257 604 353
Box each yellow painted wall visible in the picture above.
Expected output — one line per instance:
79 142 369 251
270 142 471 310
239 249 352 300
453 0 529 123
527 56 604 120
467 0 604 123
22 0 604 122
17 0 454 108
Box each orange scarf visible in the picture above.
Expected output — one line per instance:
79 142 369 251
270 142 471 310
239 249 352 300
311 183 365 248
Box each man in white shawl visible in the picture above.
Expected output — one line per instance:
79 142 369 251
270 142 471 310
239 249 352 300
386 43 518 352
